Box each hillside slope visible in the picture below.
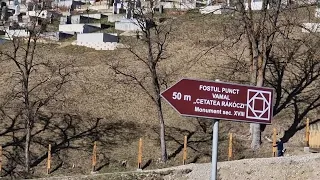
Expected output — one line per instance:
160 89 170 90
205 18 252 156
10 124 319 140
1 9 318 178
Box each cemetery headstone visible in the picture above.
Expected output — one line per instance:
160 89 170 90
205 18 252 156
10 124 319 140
1 5 8 21
113 2 117 14
14 0 19 6
18 14 23 22
159 5 163 14
206 0 211 6
126 0 132 19
14 5 21 16
136 0 141 8
126 8 131 19
0 2 5 8
27 2 33 11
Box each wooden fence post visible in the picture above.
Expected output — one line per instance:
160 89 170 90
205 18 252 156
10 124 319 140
272 128 277 157
228 133 233 161
183 135 187 165
137 138 143 169
92 141 97 172
306 118 310 147
47 144 51 174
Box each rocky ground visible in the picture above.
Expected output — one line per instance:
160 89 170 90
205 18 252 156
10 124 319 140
32 152 320 180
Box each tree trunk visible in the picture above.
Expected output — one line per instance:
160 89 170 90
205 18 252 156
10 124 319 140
245 0 257 141
147 37 168 162
250 123 261 150
156 99 168 162
25 121 31 173
251 55 264 150
152 74 168 162
249 55 257 141
23 74 32 173
249 46 258 150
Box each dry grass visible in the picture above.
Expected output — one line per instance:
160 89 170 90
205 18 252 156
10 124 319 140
0 8 317 179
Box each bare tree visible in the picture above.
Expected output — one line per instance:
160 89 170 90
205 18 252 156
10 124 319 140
215 0 318 149
264 35 320 142
0 14 72 172
109 3 173 162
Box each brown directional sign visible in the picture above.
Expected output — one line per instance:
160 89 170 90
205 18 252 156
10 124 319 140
160 79 274 124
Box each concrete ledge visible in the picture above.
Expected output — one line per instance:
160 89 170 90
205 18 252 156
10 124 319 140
199 5 232 14
72 41 119 50
302 23 320 33
107 14 125 22
160 1 196 10
89 5 109 10
81 13 106 19
77 33 118 43
5 29 30 38
244 2 269 10
59 24 100 33
115 19 142 31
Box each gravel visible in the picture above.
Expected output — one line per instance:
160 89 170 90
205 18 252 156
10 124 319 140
164 153 320 180
32 153 320 180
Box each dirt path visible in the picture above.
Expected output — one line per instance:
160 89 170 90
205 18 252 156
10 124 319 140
174 153 320 180
32 153 320 180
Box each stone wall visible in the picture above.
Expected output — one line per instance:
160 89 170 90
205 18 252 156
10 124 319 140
115 19 141 31
200 5 232 14
160 0 196 10
81 13 105 19
59 24 100 33
27 10 52 19
41 32 74 41
5 29 30 38
107 14 124 22
72 41 118 50
77 33 118 43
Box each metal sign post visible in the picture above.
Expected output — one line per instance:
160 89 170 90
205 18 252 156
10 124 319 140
211 79 220 180
160 78 275 180
211 119 219 180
